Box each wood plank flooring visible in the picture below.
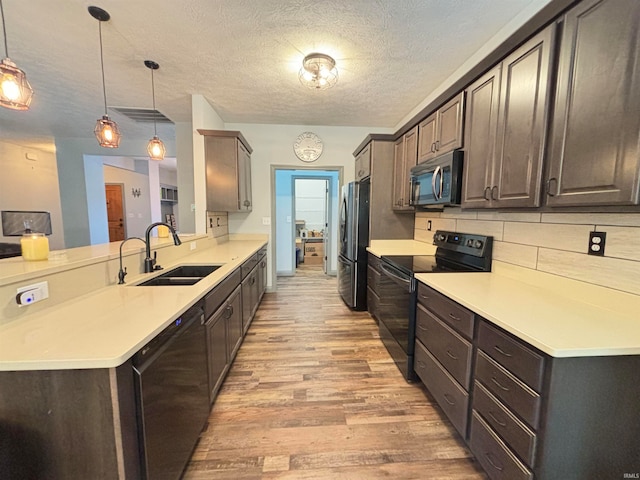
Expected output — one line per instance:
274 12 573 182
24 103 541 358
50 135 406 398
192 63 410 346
183 265 486 479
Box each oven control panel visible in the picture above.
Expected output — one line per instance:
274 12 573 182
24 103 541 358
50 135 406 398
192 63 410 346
433 230 492 257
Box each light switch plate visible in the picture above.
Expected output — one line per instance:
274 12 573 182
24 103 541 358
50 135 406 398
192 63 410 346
262 217 271 225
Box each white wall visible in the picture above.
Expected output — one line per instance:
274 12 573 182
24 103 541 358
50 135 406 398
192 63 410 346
0 140 65 249
103 165 153 239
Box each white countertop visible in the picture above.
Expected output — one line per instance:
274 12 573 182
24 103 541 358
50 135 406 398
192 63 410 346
368 239 436 257
0 239 266 371
416 262 640 358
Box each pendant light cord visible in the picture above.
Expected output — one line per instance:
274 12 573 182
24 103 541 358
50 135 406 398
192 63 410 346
151 67 157 136
0 0 9 58
98 20 108 115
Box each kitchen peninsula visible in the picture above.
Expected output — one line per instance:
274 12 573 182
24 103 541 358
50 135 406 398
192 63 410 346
0 234 268 479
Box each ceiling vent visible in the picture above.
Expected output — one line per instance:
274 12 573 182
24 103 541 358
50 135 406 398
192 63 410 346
110 107 173 123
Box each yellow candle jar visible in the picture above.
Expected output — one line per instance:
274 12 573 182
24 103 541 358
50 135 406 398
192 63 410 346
21 233 50 261
157 225 169 238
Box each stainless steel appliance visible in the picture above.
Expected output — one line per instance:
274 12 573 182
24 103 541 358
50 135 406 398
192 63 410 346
378 230 492 381
410 150 464 206
338 180 370 310
132 303 209 480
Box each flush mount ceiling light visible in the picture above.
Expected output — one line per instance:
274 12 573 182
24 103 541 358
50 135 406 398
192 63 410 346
298 53 338 90
0 0 33 110
89 6 121 148
144 60 165 161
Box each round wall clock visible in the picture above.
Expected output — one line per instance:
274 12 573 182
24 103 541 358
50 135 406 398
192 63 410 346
293 132 324 162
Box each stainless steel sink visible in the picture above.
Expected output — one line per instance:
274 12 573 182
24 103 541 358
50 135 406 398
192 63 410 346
134 264 223 286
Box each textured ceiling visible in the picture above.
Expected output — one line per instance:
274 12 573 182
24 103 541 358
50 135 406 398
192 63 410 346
0 0 546 150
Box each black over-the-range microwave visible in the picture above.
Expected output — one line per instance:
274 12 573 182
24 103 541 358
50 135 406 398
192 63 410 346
409 149 463 207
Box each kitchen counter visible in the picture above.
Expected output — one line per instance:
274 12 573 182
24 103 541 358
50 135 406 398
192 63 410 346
0 237 267 371
367 239 436 257
416 261 640 358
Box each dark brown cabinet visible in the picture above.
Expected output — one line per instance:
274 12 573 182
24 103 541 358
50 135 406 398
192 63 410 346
417 92 465 164
257 249 267 301
366 253 381 322
241 253 260 334
392 126 418 211
546 0 640 206
354 142 371 181
462 25 554 208
198 129 253 212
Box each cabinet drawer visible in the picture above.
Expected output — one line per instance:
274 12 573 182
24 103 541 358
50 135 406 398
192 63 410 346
475 351 541 429
417 283 475 339
367 286 379 320
241 253 259 278
368 253 381 271
478 321 545 392
204 268 242 318
473 381 537 467
416 304 473 390
367 265 381 292
469 411 533 480
415 340 469 438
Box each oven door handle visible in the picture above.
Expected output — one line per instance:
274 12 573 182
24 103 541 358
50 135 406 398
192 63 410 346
379 263 411 289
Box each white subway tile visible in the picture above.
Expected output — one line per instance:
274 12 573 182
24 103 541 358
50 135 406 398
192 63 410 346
603 226 640 262
493 241 538 269
503 222 591 252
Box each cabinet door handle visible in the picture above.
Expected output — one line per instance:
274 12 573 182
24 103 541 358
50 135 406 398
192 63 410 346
546 177 558 197
443 393 456 406
493 345 513 358
417 322 428 331
491 185 498 200
418 293 430 300
431 142 436 153
446 350 458 360
491 376 510 392
484 453 504 472
435 140 440 151
483 186 491 201
488 410 508 427
448 312 461 321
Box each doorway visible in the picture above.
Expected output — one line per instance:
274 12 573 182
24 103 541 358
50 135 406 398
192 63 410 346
105 183 125 242
273 167 341 278
294 178 330 273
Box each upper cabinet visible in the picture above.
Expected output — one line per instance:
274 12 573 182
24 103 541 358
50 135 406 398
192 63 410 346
545 0 640 206
418 92 465 164
462 25 555 208
392 126 418 211
355 142 371 181
198 130 253 213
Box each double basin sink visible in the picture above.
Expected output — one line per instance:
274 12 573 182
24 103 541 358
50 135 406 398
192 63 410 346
135 264 222 286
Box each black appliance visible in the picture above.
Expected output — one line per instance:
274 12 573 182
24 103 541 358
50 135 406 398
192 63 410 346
338 180 370 310
378 230 492 381
409 150 463 206
132 303 209 480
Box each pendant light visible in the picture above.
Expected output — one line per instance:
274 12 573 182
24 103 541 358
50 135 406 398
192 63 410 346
89 6 121 148
0 0 33 110
144 60 165 161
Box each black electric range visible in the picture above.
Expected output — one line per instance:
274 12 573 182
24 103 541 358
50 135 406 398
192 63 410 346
377 231 493 381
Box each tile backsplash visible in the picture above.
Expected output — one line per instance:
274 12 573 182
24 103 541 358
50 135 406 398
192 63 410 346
415 209 640 296
207 212 229 238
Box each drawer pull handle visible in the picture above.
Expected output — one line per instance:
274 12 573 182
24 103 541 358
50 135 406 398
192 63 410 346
443 393 456 406
417 323 428 331
419 294 430 300
417 361 426 369
494 345 513 358
448 312 461 321
485 453 504 471
488 410 508 427
446 350 458 360
491 377 510 392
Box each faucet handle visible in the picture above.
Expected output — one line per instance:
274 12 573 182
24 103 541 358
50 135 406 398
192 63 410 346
117 267 128 284
153 251 163 271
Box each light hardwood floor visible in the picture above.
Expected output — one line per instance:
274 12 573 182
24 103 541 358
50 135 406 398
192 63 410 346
183 265 486 479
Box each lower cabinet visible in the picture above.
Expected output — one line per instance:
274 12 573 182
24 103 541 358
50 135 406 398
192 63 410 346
241 253 263 334
415 281 640 480
257 248 267 301
367 253 381 322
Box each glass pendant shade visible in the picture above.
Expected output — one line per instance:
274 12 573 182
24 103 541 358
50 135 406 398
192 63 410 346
299 53 338 90
147 135 165 161
95 115 121 148
0 58 32 110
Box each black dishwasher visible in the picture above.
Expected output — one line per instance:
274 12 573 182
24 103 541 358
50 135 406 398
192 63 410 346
132 302 209 480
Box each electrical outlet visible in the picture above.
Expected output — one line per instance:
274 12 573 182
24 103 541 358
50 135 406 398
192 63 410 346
588 231 606 256
209 217 213 228
190 241 197 250
427 220 432 231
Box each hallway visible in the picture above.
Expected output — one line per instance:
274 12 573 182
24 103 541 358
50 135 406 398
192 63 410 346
183 265 486 479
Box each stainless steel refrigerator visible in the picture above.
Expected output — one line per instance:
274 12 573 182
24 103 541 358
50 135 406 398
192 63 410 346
338 180 369 310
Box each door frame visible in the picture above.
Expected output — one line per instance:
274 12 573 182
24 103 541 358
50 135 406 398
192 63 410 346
271 165 343 289
293 176 331 274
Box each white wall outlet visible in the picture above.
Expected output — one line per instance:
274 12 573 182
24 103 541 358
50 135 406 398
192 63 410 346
262 217 271 225
16 281 49 307
190 241 197 250
191 203 196 212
